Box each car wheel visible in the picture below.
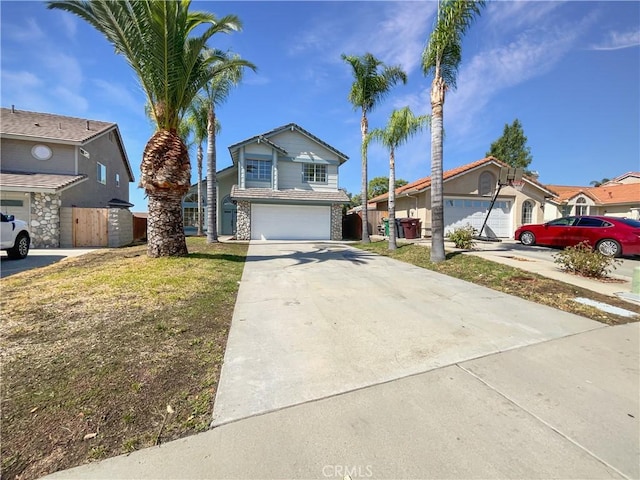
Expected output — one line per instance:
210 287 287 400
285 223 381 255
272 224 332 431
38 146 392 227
7 232 30 260
520 231 536 246
596 239 621 258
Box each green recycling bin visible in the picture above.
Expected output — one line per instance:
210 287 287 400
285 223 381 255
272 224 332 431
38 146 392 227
383 218 389 236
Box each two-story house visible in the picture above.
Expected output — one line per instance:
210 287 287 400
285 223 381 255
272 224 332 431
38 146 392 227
0 107 135 248
206 123 349 240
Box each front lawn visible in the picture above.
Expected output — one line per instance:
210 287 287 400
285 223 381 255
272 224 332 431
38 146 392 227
357 241 639 325
1 238 247 480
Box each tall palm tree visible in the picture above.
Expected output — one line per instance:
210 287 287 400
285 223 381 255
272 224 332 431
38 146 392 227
48 0 243 257
183 99 211 236
201 53 255 243
367 107 429 251
342 53 407 243
422 0 485 262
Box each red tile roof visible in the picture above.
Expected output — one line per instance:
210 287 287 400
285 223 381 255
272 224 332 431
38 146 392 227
547 183 640 205
369 156 552 203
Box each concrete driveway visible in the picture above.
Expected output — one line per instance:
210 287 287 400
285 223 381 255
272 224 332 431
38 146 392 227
212 241 606 426
0 248 97 278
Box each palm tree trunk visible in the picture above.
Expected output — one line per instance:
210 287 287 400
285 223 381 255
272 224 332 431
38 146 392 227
147 190 189 256
430 75 446 262
206 106 219 242
196 143 203 236
388 146 397 251
361 111 370 243
140 129 190 257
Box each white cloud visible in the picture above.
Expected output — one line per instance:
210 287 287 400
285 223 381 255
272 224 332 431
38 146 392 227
289 2 435 75
92 79 144 115
52 86 89 112
2 17 45 42
40 51 84 89
590 29 640 51
57 11 78 41
1 70 43 89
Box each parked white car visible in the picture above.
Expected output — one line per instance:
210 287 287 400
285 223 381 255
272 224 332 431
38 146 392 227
1 213 30 259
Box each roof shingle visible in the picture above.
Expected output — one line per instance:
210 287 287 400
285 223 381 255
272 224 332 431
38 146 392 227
231 186 349 203
0 107 115 143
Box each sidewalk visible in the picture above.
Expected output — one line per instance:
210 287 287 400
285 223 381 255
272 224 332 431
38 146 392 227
45 242 639 480
373 235 636 302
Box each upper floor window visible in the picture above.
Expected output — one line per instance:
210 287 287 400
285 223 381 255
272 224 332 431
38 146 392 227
115 173 120 187
478 171 495 196
97 162 107 184
246 159 271 181
521 200 533 224
303 163 327 183
32 144 52 161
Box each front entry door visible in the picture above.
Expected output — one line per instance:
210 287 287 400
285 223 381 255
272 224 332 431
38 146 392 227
221 196 237 235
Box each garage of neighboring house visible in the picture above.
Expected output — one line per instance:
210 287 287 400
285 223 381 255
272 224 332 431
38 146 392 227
444 198 512 237
251 204 331 240
0 191 30 223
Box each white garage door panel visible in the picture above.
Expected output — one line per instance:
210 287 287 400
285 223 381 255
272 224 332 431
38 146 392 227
251 204 331 240
444 198 512 238
1 191 30 223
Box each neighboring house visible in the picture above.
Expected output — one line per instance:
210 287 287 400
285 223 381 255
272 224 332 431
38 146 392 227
369 157 556 238
544 181 640 221
185 123 350 240
0 107 135 247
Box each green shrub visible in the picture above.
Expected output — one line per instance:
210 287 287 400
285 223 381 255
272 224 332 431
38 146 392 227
447 224 476 249
553 241 621 278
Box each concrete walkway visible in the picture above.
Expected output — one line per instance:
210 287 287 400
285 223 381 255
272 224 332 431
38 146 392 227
46 242 640 479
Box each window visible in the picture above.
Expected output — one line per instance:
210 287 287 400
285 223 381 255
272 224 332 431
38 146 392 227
1 199 24 207
478 171 495 196
246 159 271 181
576 217 605 227
575 197 588 216
521 200 533 224
115 173 120 187
97 162 107 184
303 163 327 183
32 144 52 161
548 217 577 226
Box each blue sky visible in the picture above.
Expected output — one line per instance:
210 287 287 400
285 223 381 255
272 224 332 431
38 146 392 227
1 1 639 211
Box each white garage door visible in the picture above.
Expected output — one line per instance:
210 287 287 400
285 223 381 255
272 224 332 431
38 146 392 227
1 191 30 223
444 198 512 238
251 204 331 240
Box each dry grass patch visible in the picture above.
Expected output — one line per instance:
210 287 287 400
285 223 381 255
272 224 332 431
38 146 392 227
357 241 639 325
1 238 247 480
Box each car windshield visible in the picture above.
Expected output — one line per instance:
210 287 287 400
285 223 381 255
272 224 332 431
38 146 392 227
617 218 640 228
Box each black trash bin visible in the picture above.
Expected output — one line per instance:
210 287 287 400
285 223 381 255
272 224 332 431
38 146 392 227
395 218 405 238
400 218 419 239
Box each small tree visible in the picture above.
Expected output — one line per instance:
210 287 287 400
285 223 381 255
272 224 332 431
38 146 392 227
369 176 408 199
367 107 429 251
342 53 408 243
590 178 611 187
486 118 533 171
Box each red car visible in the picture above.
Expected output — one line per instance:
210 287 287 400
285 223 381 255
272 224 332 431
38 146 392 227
515 216 640 257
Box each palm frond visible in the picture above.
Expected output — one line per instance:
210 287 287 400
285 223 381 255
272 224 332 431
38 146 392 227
422 0 485 89
47 0 245 131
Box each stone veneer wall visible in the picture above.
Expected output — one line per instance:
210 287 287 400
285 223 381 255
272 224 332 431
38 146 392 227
331 203 343 240
235 200 251 240
30 192 61 248
108 208 134 247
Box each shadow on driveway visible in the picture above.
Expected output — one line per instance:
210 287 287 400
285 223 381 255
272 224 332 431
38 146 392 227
1 254 67 278
244 242 375 266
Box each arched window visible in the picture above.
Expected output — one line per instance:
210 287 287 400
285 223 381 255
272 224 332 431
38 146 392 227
575 197 587 216
521 200 533 225
478 171 495 196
